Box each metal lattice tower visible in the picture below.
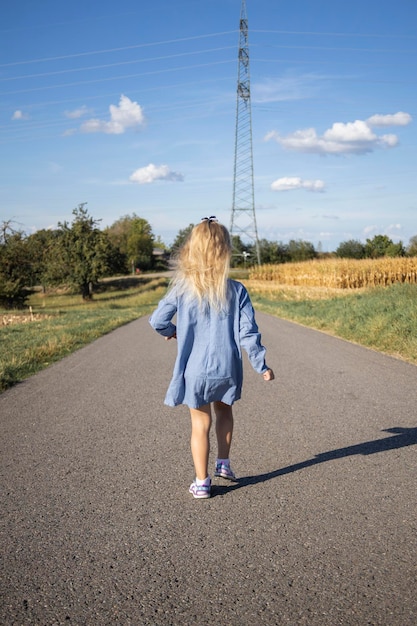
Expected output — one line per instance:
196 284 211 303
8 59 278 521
230 0 260 265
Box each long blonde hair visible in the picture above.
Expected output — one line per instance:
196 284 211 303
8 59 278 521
171 218 232 310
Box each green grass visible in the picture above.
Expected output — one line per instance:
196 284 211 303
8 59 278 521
248 282 417 365
0 276 170 392
1 277 416 394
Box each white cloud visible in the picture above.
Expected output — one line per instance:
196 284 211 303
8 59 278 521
363 223 403 241
265 112 411 155
367 112 412 127
129 163 184 184
80 95 145 134
324 120 375 143
65 105 89 119
379 134 399 147
271 176 325 192
386 223 402 237
12 110 29 120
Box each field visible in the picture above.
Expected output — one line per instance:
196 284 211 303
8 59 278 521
245 257 417 365
249 257 417 289
245 281 417 363
1 263 417 393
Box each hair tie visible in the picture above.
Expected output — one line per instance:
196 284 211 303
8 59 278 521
201 216 218 223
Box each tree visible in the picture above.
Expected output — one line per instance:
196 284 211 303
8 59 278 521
0 222 32 308
103 242 128 276
230 235 254 267
287 239 317 262
335 239 366 259
26 228 60 288
365 235 405 258
106 214 155 272
50 204 111 299
171 223 195 254
127 218 154 271
258 239 289 265
406 235 417 257
154 235 168 251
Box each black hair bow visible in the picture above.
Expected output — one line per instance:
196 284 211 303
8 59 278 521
201 216 218 223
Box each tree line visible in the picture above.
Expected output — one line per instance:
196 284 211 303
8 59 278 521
0 205 159 307
1 204 417 308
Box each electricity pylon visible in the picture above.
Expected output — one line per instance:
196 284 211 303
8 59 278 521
230 0 260 265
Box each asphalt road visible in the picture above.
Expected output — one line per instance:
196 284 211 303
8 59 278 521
1 312 416 625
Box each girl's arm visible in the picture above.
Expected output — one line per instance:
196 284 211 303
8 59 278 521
149 293 177 338
238 287 273 377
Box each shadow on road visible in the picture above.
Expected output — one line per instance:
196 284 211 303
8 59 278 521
213 427 417 497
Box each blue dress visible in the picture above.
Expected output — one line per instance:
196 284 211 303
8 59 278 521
149 279 268 409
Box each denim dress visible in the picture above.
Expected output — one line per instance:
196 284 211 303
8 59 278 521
149 279 268 409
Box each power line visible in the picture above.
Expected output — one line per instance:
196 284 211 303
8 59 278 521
6 47 416 90
0 31 238 68
252 44 416 53
251 29 417 39
0 59 236 96
2 26 413 70
0 75 235 113
0 46 236 82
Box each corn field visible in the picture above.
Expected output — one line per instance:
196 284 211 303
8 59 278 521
249 257 417 289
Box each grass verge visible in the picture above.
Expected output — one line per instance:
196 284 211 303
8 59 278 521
245 281 417 365
0 276 169 392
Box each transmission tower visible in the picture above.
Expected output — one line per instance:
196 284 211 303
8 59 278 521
230 0 260 265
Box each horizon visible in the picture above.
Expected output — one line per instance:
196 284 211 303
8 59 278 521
1 0 416 253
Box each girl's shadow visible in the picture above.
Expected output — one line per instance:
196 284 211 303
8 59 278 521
212 426 417 496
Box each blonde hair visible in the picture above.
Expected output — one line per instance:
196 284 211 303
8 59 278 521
172 219 232 310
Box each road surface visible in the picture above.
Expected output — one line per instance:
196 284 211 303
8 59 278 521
1 312 416 625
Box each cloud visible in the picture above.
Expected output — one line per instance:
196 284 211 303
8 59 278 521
363 225 378 236
129 164 184 184
12 110 29 120
367 112 412 127
363 223 403 241
265 112 411 155
252 74 320 104
385 223 402 238
80 95 145 134
271 177 325 192
64 105 89 119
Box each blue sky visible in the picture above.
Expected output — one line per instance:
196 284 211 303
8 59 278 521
1 0 416 251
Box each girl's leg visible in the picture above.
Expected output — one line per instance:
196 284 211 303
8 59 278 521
213 401 234 459
189 404 212 481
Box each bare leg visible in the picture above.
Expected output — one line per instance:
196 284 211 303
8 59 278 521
190 404 212 481
214 401 234 459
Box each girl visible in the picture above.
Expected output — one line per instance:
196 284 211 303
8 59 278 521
149 217 274 499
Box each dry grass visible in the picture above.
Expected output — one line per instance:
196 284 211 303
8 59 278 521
243 281 357 301
0 276 169 392
245 281 417 365
2 312 53 326
249 257 417 289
